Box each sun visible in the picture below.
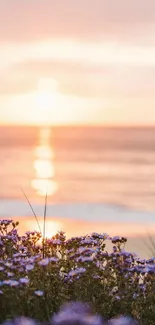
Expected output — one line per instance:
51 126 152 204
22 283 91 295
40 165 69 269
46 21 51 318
37 78 58 94
40 220 62 238
27 220 62 238
35 78 59 111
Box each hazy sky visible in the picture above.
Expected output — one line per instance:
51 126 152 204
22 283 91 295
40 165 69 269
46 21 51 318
0 0 155 125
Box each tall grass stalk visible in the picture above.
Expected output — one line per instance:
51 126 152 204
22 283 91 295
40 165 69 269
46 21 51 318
43 189 48 259
21 188 42 233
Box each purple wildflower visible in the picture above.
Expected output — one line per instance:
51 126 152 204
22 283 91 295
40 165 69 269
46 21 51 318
2 317 37 325
38 258 49 266
68 268 86 277
112 236 127 244
34 290 44 296
19 278 29 285
5 262 12 268
3 279 19 287
3 280 11 285
7 272 14 277
0 220 13 226
115 296 121 301
91 232 108 240
51 302 103 325
49 257 58 263
52 239 61 245
26 264 34 271
77 256 94 263
109 316 138 325
9 280 19 287
81 238 98 246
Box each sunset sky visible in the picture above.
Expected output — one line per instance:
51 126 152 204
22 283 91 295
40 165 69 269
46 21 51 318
0 0 155 125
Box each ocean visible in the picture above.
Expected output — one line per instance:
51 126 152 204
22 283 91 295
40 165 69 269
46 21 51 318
1 126 155 256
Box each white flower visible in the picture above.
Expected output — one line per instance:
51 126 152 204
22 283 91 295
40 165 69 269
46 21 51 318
111 286 118 295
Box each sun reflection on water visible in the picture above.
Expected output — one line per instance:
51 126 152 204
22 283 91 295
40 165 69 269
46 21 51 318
31 128 58 197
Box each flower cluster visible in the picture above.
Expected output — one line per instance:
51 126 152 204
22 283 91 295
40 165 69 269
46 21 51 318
1 302 139 325
0 220 154 324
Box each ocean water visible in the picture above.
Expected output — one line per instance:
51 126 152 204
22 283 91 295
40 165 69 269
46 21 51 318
1 126 155 256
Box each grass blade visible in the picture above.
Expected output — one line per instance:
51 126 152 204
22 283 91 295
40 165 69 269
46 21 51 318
141 227 155 256
43 182 48 258
140 237 154 256
21 188 42 234
147 234 155 251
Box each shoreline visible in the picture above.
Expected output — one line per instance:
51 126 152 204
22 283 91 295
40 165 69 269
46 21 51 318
6 215 154 258
1 200 155 258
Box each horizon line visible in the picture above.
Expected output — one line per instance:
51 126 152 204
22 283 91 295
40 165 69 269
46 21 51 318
1 123 155 129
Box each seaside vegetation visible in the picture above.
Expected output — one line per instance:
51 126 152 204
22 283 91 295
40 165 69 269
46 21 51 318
0 219 155 325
